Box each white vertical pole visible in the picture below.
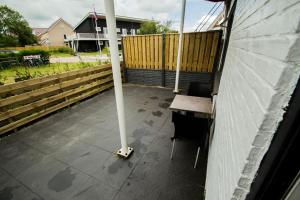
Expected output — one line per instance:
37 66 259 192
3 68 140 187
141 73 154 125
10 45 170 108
174 0 186 93
104 0 132 157
93 6 102 54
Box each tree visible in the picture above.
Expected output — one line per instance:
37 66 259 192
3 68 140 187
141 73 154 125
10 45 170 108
138 20 177 35
0 5 37 47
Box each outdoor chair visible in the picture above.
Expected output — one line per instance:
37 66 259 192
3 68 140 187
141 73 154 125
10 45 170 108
187 81 212 98
170 111 209 168
186 81 212 118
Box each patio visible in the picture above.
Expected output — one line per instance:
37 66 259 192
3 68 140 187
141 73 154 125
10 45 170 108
0 84 207 200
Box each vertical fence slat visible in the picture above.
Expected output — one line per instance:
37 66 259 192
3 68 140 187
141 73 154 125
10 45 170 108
203 32 213 72
127 37 132 67
130 37 135 68
208 32 219 72
138 36 143 68
197 33 207 72
173 34 179 70
150 36 154 69
123 38 127 67
182 33 189 71
187 33 195 72
165 34 170 70
142 36 146 68
169 34 174 70
145 36 149 69
193 33 201 72
158 35 162 69
154 35 158 69
134 36 137 68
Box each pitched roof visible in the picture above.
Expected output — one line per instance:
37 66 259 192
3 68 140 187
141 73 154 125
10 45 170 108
74 12 150 30
47 18 73 32
32 28 48 36
34 18 74 37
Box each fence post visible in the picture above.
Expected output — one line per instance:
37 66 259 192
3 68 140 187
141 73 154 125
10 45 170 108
161 33 166 87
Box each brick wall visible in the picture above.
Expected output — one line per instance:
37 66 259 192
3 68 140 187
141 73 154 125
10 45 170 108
205 0 300 199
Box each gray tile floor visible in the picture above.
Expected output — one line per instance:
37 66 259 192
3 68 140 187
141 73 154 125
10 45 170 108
0 84 207 200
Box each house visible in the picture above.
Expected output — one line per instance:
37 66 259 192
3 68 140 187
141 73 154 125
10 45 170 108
32 28 48 37
67 12 148 52
36 18 74 46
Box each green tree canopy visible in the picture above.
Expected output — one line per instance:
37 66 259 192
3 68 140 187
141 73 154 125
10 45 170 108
138 20 177 35
0 5 37 47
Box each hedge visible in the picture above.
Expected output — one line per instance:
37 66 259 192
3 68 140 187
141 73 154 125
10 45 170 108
0 49 50 69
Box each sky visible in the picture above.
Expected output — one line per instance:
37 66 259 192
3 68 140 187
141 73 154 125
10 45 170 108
0 0 223 32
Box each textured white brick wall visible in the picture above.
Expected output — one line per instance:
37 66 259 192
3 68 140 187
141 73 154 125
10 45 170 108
205 0 300 199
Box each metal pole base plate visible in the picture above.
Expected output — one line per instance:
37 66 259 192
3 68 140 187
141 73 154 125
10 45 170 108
116 147 134 158
173 89 180 94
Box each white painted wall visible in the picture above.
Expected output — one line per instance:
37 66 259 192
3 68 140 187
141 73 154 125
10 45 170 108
205 0 300 199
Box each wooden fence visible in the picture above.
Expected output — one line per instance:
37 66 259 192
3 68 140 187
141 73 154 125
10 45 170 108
122 30 221 73
0 65 115 135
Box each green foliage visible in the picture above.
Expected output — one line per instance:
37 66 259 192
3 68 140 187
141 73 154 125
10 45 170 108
0 73 7 85
15 68 32 82
102 47 110 55
17 50 50 63
0 50 49 69
49 47 75 55
0 52 16 60
0 5 37 47
138 20 177 35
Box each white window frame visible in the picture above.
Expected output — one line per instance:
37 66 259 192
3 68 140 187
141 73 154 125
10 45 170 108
131 29 136 35
122 28 127 35
96 27 101 32
103 27 108 34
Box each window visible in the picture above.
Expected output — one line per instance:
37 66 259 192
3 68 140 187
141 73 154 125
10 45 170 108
131 29 136 35
122 28 127 35
96 27 101 32
103 27 108 34
64 34 67 39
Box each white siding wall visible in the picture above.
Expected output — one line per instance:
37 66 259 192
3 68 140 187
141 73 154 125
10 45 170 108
205 0 300 199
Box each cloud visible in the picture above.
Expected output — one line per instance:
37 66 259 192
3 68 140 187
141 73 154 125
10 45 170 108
1 0 181 28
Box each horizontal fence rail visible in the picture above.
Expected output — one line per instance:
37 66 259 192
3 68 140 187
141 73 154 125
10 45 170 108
0 64 117 135
123 31 221 73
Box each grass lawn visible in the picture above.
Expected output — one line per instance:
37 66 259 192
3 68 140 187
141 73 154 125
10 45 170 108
0 62 103 85
79 52 103 56
50 52 76 58
50 52 111 57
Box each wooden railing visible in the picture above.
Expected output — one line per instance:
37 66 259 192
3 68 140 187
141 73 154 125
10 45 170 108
122 30 222 72
0 65 115 135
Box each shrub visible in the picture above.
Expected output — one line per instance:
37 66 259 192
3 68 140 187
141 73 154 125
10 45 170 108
0 73 7 85
15 69 32 82
0 52 16 60
17 49 49 62
0 49 50 69
49 46 75 55
102 47 110 55
0 52 20 69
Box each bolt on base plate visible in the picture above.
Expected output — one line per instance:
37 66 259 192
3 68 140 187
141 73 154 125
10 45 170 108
116 147 133 158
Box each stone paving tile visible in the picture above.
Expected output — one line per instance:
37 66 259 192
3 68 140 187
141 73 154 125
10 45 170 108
16 156 101 200
0 168 43 200
0 141 46 177
0 85 206 200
